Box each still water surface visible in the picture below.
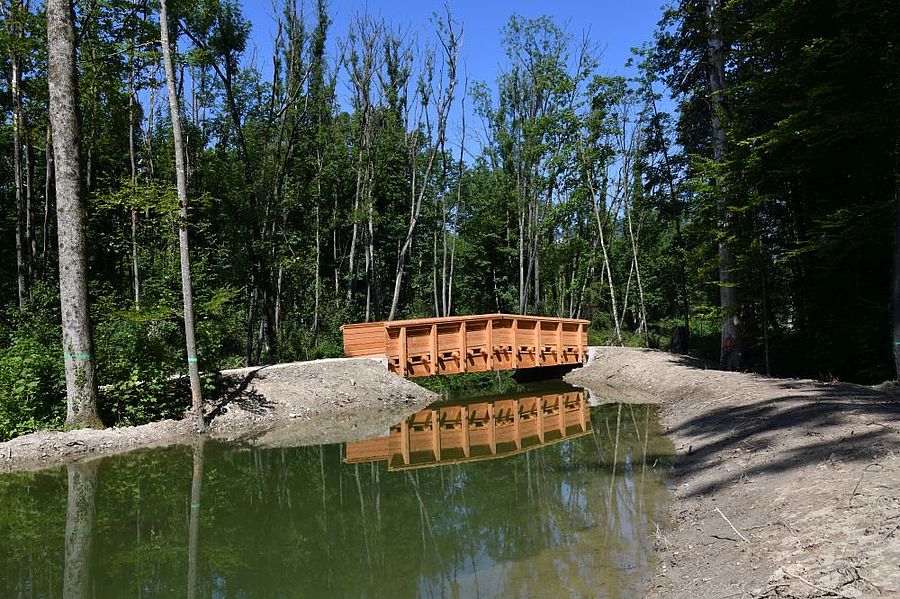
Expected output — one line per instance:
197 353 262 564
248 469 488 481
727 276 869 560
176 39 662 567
0 383 673 598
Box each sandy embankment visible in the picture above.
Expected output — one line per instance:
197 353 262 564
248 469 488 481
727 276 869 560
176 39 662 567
567 347 900 599
0 357 437 474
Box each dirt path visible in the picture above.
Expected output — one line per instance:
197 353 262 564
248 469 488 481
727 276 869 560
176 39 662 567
567 347 900 599
0 357 436 474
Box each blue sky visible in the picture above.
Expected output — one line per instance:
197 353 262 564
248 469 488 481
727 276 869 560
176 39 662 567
238 0 669 152
241 0 667 79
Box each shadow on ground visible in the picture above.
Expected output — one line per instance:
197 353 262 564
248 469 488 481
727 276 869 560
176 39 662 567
206 368 275 425
644 355 900 496
664 371 900 497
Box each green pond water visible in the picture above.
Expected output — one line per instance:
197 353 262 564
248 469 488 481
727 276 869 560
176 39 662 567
0 385 673 598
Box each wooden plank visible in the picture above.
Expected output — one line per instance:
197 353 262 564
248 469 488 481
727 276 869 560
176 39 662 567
488 402 496 454
430 323 438 375
577 322 584 363
536 396 545 443
399 326 407 377
512 318 518 368
400 418 410 465
557 321 563 366
432 409 441 461
461 405 470 457
514 400 521 449
460 320 467 373
487 318 494 370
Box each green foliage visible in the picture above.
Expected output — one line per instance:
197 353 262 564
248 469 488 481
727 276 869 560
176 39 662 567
0 286 66 439
0 334 66 439
416 371 523 400
3 0 899 441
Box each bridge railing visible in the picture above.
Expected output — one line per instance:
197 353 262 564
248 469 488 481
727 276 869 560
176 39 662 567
342 313 589 377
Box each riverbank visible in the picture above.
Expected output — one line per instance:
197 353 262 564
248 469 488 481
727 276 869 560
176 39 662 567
567 347 900 599
0 357 437 473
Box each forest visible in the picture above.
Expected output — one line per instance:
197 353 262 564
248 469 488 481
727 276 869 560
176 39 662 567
0 0 898 440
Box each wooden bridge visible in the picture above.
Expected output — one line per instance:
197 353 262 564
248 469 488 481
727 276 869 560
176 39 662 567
344 390 591 470
341 313 590 377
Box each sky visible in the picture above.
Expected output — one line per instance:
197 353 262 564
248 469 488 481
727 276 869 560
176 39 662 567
237 0 669 153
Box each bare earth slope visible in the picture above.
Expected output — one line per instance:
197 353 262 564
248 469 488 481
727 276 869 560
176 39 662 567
567 347 900 599
0 357 436 474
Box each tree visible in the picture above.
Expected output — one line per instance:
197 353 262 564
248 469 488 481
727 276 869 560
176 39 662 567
386 11 460 321
159 0 203 429
706 0 742 370
46 0 101 428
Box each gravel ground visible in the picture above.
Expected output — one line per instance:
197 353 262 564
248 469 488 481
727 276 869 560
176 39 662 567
567 347 900 599
0 357 436 474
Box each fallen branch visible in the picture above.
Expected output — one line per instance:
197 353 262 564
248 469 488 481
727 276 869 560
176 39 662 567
783 568 852 598
715 506 749 543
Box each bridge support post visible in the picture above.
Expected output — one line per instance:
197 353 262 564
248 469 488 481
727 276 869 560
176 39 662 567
459 321 467 373
430 323 438 375
512 318 518 368
399 326 407 377
556 321 563 366
486 318 494 370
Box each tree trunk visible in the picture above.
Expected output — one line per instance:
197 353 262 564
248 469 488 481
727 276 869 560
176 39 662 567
128 52 140 310
11 43 26 308
64 461 98 599
42 123 54 269
651 94 690 342
518 200 526 314
25 132 35 295
160 0 204 429
625 191 649 345
707 0 742 370
47 0 101 428
892 140 900 378
588 173 622 344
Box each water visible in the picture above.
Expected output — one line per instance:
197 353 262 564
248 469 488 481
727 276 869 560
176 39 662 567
0 384 673 598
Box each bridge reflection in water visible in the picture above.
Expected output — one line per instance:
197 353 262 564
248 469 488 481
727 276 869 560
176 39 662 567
345 390 591 470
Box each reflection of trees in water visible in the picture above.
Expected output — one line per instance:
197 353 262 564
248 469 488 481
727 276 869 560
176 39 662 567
64 461 98 599
0 403 673 598
187 438 204 599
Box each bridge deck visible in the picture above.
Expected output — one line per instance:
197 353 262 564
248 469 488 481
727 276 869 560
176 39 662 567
342 313 589 377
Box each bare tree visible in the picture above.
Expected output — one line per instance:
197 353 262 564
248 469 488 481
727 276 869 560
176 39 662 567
387 12 460 321
345 14 380 319
4 0 28 308
159 0 203 429
127 23 141 309
47 0 101 427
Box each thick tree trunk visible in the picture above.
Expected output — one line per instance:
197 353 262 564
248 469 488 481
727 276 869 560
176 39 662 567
160 0 204 429
47 0 101 428
64 461 98 599
707 0 742 370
